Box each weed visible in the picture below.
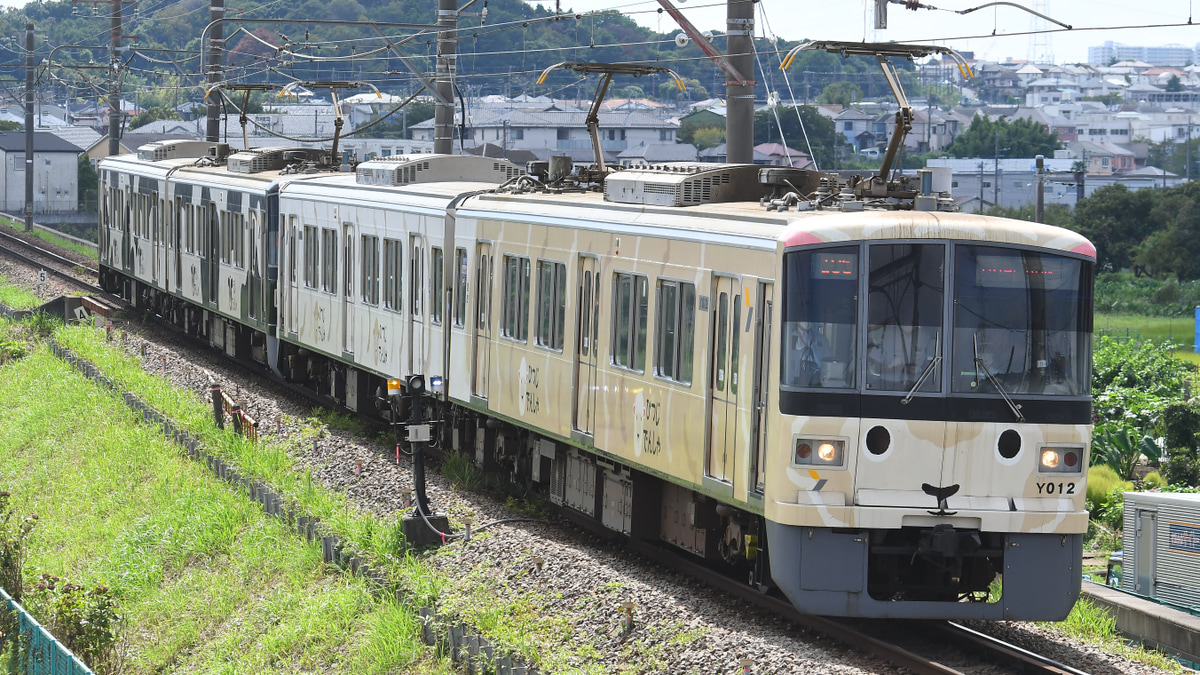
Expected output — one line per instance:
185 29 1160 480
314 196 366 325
0 491 37 601
1047 599 1184 672
440 451 486 492
311 406 376 438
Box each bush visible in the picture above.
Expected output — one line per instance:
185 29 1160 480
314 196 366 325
27 575 121 671
1143 470 1167 488
1090 424 1162 480
1162 453 1200 487
1086 464 1132 517
0 490 36 601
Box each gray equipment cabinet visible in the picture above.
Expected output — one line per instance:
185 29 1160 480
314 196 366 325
1122 491 1200 607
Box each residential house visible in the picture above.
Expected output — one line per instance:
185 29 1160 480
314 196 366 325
617 142 699 166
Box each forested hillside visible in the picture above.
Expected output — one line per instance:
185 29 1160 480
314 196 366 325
0 0 912 105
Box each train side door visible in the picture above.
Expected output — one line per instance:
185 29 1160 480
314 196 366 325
409 234 424 371
208 203 219 309
573 255 600 437
707 275 741 487
749 281 773 494
472 241 493 399
287 216 299 333
122 186 133 273
151 194 160 284
174 197 183 293
342 222 354 354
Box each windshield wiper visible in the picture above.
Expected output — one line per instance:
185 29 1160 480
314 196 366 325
973 333 1024 422
902 331 941 405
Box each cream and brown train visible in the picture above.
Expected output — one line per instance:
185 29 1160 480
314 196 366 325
99 142 1094 620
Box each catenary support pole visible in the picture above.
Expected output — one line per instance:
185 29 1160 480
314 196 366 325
205 0 224 142
109 0 122 156
24 23 34 232
725 0 755 164
433 0 457 154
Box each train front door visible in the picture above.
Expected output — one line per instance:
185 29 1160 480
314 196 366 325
749 281 773 494
707 275 741 486
472 242 493 400
573 255 600 437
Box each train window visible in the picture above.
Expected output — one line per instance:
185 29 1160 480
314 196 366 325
655 280 696 384
454 248 468 327
781 246 859 389
219 212 231 264
236 213 246 269
322 228 337 294
361 235 380 305
866 243 945 393
535 260 566 350
716 293 728 391
383 238 403 312
304 225 318 288
431 248 444 324
951 245 1091 397
410 238 424 317
612 272 648 372
502 255 531 341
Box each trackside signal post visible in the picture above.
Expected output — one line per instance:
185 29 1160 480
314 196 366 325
381 375 451 546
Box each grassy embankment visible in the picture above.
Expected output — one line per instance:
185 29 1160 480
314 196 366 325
0 216 97 260
44 322 670 673
0 273 42 309
0 319 449 673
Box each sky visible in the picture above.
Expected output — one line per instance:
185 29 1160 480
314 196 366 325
535 0 1200 66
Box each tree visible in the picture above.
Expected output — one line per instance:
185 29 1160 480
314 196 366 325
657 78 707 102
818 82 862 107
1166 74 1184 92
692 126 725 150
753 105 841 169
0 121 20 132
128 106 180 130
1071 183 1160 273
944 116 1059 158
678 118 722 146
77 155 97 213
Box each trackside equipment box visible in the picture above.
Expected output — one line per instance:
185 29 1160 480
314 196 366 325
1122 491 1200 607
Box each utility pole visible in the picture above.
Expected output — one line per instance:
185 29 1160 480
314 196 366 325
109 0 122 155
205 0 224 142
24 23 34 232
433 0 457 154
1188 117 1193 183
1035 154 1045 223
725 0 754 163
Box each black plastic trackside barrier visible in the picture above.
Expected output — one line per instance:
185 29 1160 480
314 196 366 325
46 339 539 675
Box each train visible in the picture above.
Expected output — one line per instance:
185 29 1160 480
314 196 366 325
97 139 1094 620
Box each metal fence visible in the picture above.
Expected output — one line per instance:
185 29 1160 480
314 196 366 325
0 587 93 675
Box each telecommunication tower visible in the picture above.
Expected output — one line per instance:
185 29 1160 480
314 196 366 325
1029 0 1055 64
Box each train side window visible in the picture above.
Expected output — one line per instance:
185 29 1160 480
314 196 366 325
410 237 424 317
715 292 728 391
454 248 468 327
219 211 230 263
431 247 444 324
655 280 696 384
361 235 380 305
612 272 648 372
304 225 318 289
383 238 403 312
502 255 531 342
321 228 337 294
536 260 566 350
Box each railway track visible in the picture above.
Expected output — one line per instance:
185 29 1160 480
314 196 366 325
0 227 103 295
626 534 1094 674
0 245 1100 674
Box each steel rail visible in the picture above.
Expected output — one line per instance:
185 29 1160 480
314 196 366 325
0 230 104 295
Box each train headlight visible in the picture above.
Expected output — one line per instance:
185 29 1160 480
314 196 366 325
1039 446 1083 474
793 438 845 467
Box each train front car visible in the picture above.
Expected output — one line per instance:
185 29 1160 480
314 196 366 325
764 212 1094 620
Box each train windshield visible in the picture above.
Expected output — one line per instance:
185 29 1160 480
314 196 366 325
781 243 1093 398
951 245 1091 396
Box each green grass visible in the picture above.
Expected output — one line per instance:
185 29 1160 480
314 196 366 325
0 216 97 259
1046 598 1184 672
0 345 449 674
1095 313 1195 350
0 274 42 310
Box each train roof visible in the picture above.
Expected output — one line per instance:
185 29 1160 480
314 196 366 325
459 190 1097 258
